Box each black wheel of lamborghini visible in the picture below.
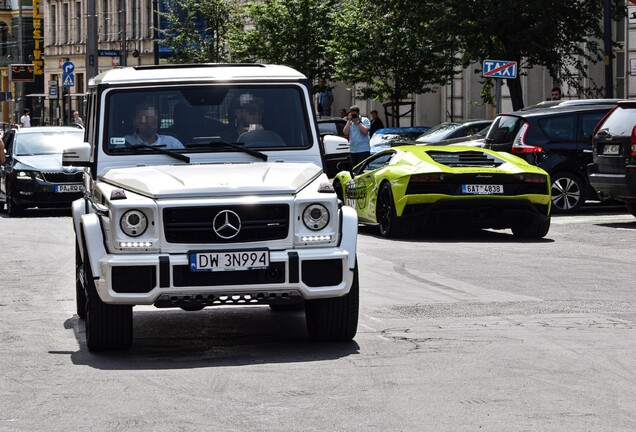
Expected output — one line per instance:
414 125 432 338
305 263 359 342
376 182 413 238
551 172 584 214
512 217 551 239
83 246 133 351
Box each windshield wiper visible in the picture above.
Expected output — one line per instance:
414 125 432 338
189 141 268 161
127 143 190 163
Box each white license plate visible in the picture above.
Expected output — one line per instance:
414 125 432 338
603 144 620 155
189 250 270 272
462 184 504 194
55 184 83 193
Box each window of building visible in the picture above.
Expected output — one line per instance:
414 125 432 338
50 4 57 45
0 22 7 57
62 3 69 44
101 0 109 41
75 2 82 43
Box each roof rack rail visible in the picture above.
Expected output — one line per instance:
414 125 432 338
132 63 266 71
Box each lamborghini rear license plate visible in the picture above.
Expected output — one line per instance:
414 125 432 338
189 250 269 272
462 184 504 194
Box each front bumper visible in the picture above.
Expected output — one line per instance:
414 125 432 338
95 248 355 306
12 181 83 209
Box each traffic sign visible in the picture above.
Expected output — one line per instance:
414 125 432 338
49 80 58 98
63 73 75 87
62 61 75 74
482 59 518 79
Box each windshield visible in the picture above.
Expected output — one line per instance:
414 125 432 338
415 122 461 142
15 130 84 156
105 85 312 154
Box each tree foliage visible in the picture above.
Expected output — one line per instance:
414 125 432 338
227 0 338 86
448 0 627 110
328 0 460 123
159 0 242 63
158 0 628 114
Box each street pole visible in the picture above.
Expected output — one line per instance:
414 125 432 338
603 0 614 98
153 0 159 65
16 1 24 124
120 0 127 66
86 0 99 80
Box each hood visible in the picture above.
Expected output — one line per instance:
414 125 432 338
99 162 323 198
14 154 83 172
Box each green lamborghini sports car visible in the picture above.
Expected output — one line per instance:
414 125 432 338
332 145 552 238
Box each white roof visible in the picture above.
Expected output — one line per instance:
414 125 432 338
90 64 307 86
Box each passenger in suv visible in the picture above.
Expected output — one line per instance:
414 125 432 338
483 102 617 213
587 101 636 218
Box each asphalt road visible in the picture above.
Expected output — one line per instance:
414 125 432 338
0 204 634 431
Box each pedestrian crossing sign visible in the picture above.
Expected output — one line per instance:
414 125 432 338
62 73 75 87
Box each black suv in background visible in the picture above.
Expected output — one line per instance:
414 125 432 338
483 102 617 213
587 101 636 218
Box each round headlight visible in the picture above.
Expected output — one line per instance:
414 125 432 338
120 210 148 237
302 204 329 231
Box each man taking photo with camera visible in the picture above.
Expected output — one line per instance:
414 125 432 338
343 105 371 166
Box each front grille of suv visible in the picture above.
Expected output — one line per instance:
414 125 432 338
164 204 290 244
42 172 83 183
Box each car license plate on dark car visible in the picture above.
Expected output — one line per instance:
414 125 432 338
602 144 620 155
55 184 83 193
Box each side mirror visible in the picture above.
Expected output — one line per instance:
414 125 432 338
322 134 349 156
62 141 92 167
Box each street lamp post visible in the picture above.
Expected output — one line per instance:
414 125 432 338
153 0 159 65
603 0 614 98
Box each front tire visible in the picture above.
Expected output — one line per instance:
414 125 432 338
83 246 133 351
305 264 359 341
75 242 86 319
6 197 21 217
551 172 584 213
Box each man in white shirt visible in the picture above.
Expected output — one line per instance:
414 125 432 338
20 109 31 128
125 103 184 149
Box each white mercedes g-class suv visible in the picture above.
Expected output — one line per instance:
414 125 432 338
63 64 359 351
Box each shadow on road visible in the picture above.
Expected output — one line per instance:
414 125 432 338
59 307 360 370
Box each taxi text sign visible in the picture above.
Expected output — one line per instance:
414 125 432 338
482 59 518 79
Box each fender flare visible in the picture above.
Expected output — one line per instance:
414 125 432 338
71 198 86 261
79 212 107 279
339 205 358 270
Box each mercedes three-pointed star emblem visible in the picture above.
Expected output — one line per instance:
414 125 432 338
212 210 241 239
